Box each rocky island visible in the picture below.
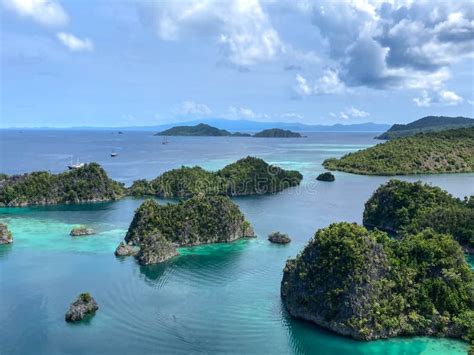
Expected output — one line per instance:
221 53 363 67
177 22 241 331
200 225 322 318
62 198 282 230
0 163 125 207
65 293 99 322
70 226 96 237
323 127 474 175
376 116 474 140
363 180 474 253
316 172 335 182
268 232 291 244
253 128 302 138
281 222 474 343
128 156 303 197
0 223 13 244
116 195 256 265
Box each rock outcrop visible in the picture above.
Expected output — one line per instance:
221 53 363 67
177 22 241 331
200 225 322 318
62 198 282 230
316 172 335 182
281 223 474 342
136 233 178 265
268 232 291 244
114 241 139 257
0 223 13 244
70 226 96 237
65 293 99 322
117 195 256 264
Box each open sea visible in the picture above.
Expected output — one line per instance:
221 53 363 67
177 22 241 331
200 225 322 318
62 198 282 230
0 130 473 354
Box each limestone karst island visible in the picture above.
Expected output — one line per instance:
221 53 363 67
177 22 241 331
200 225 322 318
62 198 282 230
1 1 473 354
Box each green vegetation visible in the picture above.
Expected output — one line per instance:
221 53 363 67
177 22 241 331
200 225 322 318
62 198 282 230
79 292 92 303
218 157 302 195
377 116 474 140
281 222 474 342
363 180 474 252
155 123 250 137
154 123 303 138
121 195 255 264
0 163 125 207
253 128 302 138
323 127 474 175
316 172 335 182
128 156 302 197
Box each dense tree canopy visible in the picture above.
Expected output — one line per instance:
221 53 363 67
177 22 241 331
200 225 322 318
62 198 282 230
281 223 474 342
324 127 474 175
363 180 474 251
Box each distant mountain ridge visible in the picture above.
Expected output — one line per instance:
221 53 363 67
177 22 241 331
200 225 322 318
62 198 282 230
7 119 391 132
376 116 474 139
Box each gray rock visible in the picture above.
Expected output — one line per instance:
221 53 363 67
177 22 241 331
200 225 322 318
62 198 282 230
70 226 95 237
65 293 99 322
115 241 139 257
268 232 291 244
0 223 13 244
136 233 178 265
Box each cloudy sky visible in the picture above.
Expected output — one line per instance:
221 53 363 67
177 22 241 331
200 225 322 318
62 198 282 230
1 0 473 127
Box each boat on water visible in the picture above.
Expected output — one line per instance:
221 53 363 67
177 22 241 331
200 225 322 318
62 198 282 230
162 138 169 145
68 162 85 169
111 151 118 157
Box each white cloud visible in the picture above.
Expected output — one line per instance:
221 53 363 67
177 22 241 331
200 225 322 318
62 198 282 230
56 32 93 52
302 1 474 90
413 89 464 107
332 107 370 120
3 0 69 27
178 100 212 116
294 69 347 97
281 112 303 120
227 106 269 120
139 0 284 66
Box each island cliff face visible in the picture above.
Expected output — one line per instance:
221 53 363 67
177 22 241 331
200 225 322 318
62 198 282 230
281 223 474 342
128 156 303 198
119 195 256 265
0 163 125 207
363 180 474 253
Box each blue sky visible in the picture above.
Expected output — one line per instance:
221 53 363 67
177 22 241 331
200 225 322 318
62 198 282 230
1 0 473 128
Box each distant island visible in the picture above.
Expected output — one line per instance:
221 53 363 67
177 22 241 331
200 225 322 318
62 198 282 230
0 163 125 207
364 180 474 254
155 123 301 138
323 127 474 175
129 156 303 197
253 128 301 138
116 195 256 264
376 116 474 140
155 123 250 137
281 222 473 342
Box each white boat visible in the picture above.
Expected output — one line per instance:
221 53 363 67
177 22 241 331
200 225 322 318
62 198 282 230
68 158 85 170
111 151 118 157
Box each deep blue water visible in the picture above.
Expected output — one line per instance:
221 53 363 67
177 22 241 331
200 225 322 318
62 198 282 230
0 130 473 354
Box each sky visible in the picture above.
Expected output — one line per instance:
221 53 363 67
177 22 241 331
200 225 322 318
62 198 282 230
0 0 473 128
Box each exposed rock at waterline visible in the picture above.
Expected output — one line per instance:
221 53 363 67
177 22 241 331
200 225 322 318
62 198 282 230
65 293 99 322
268 232 291 244
0 223 13 244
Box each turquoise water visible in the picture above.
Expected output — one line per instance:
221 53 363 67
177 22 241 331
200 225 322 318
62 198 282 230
1 131 473 354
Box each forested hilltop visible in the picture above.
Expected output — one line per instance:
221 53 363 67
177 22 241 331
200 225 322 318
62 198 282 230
155 123 249 137
363 180 474 253
155 123 301 138
323 127 474 175
129 156 302 197
377 116 473 140
0 163 125 207
281 223 473 343
118 195 256 264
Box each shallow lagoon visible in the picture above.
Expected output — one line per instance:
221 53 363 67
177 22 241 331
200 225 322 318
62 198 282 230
1 130 473 354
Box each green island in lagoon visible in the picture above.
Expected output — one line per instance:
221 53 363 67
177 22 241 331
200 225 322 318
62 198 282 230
1 1 474 354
